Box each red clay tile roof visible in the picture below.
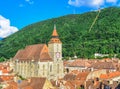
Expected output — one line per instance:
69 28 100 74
64 73 76 81
18 77 46 89
93 81 101 89
52 28 58 37
49 27 61 43
0 78 3 82
23 86 33 89
8 81 18 88
0 75 14 82
100 71 120 79
65 59 91 67
90 62 116 69
65 81 75 89
40 52 52 62
13 44 52 62
71 70 80 74
65 80 84 89
0 64 11 74
76 72 90 81
18 80 29 88
64 71 89 89
63 61 71 66
5 81 18 89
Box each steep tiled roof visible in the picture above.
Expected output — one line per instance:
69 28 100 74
65 81 75 89
64 73 76 80
40 52 52 62
18 77 46 89
90 62 116 69
93 81 101 89
0 63 11 74
100 71 120 79
52 28 58 37
63 71 89 89
18 80 29 88
13 44 52 62
71 70 80 74
24 86 33 89
49 26 61 43
63 61 71 66
65 59 91 67
65 80 84 89
0 78 3 82
0 75 14 82
76 72 90 81
4 81 18 89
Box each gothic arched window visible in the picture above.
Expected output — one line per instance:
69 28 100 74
57 64 59 73
50 65 52 72
43 65 45 75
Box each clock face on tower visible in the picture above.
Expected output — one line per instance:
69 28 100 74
56 52 60 58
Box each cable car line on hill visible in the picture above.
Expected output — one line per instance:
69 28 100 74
89 8 101 32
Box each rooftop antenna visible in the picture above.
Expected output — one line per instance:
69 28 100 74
89 7 101 32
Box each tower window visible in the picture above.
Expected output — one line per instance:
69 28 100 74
43 65 45 75
57 64 59 73
50 65 52 72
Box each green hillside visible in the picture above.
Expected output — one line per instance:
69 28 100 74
0 7 120 59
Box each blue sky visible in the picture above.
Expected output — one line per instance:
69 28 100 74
0 0 120 38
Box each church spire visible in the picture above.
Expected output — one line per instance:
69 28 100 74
49 25 61 43
52 24 58 37
48 24 62 62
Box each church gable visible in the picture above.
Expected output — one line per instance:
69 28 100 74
40 44 49 54
40 45 52 62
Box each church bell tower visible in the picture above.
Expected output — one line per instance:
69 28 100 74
48 25 62 61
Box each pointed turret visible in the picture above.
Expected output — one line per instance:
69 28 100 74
49 25 61 43
52 24 58 37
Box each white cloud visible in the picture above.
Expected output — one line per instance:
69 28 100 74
91 0 104 7
68 0 118 7
68 0 85 7
106 0 117 3
25 0 34 5
68 0 104 7
0 15 18 38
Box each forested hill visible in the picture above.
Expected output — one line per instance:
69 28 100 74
0 7 120 59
